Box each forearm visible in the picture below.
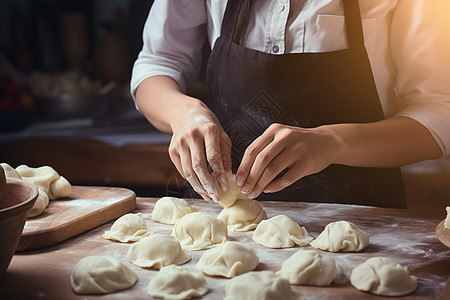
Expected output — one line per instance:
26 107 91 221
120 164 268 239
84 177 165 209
331 116 442 168
134 76 206 134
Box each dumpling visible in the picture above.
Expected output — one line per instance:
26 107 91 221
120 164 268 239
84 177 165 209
252 215 313 248
224 271 304 300
147 265 208 300
212 172 247 207
172 212 228 250
217 199 267 232
151 196 196 225
350 257 417 296
71 256 138 294
127 234 190 269
277 250 340 286
102 213 151 243
445 206 450 229
310 220 369 252
196 241 259 278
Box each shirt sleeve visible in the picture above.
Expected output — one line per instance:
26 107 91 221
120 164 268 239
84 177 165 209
130 0 208 97
391 0 450 156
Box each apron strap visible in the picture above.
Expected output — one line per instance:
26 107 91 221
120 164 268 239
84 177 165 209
343 0 365 48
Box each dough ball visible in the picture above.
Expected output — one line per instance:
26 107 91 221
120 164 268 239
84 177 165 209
71 256 138 295
224 271 304 300
127 234 190 269
218 199 267 232
147 265 208 300
16 165 60 197
277 250 340 286
102 213 151 243
196 241 259 278
252 215 313 248
172 212 228 250
48 175 72 199
310 220 369 252
350 257 417 296
151 196 196 225
27 188 49 218
445 206 450 229
212 172 247 207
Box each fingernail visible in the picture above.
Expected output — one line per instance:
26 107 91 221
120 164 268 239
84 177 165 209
236 175 244 187
241 183 250 194
200 193 210 201
248 191 258 199
210 194 220 203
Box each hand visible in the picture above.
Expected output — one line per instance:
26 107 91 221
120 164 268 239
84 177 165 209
168 102 232 202
235 123 340 199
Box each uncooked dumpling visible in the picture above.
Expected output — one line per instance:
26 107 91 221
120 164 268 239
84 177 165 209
147 265 208 300
102 213 151 243
445 206 450 229
212 172 247 207
277 250 340 286
224 271 304 300
253 215 313 248
350 257 417 296
196 241 259 278
310 220 369 252
127 234 190 269
71 256 138 294
151 196 196 225
218 199 267 232
172 212 228 250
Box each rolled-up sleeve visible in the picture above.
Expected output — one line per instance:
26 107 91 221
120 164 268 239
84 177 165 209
130 0 208 96
391 0 450 156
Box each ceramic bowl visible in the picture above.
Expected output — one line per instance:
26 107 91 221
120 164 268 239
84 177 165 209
0 179 38 279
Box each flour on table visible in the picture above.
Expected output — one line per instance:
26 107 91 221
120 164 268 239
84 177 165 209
253 215 313 248
127 234 190 269
277 250 340 286
147 265 208 300
310 220 369 252
350 257 417 296
102 213 151 243
196 241 259 278
224 270 304 300
172 212 228 250
71 256 138 294
151 196 196 225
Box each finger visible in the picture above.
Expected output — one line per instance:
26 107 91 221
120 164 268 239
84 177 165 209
179 148 208 197
204 128 228 193
221 132 233 174
236 133 274 192
263 166 304 194
190 140 220 202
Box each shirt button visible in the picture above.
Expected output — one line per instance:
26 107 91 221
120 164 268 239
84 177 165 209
277 3 285 12
272 44 279 53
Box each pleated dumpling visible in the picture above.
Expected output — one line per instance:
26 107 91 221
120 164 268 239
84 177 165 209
102 213 151 243
151 196 196 225
127 234 190 269
217 199 267 232
252 215 313 248
196 241 259 278
172 212 228 250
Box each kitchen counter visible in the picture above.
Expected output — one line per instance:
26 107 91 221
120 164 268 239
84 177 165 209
0 197 449 300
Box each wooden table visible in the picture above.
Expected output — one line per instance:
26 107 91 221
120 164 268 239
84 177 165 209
0 198 449 300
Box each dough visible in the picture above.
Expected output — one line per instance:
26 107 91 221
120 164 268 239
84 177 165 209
277 250 340 286
310 220 369 252
445 206 450 229
252 215 313 248
212 172 247 207
151 196 196 225
350 257 417 296
127 234 190 269
71 256 138 294
218 199 267 232
172 212 228 250
196 241 259 278
224 271 304 300
102 213 151 243
147 265 208 300
0 163 21 179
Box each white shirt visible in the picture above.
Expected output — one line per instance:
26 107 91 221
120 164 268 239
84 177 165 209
131 0 450 157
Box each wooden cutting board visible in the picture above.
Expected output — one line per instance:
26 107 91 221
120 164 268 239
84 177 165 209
17 185 136 251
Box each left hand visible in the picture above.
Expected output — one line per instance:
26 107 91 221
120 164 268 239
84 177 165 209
235 123 340 199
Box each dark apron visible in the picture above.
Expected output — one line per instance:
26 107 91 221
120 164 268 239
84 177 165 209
204 0 406 208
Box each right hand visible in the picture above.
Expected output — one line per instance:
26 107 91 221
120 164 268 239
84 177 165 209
168 101 232 202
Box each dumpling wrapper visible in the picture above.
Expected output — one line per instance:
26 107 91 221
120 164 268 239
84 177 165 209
218 199 267 232
212 172 248 207
151 196 196 225
71 256 138 294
